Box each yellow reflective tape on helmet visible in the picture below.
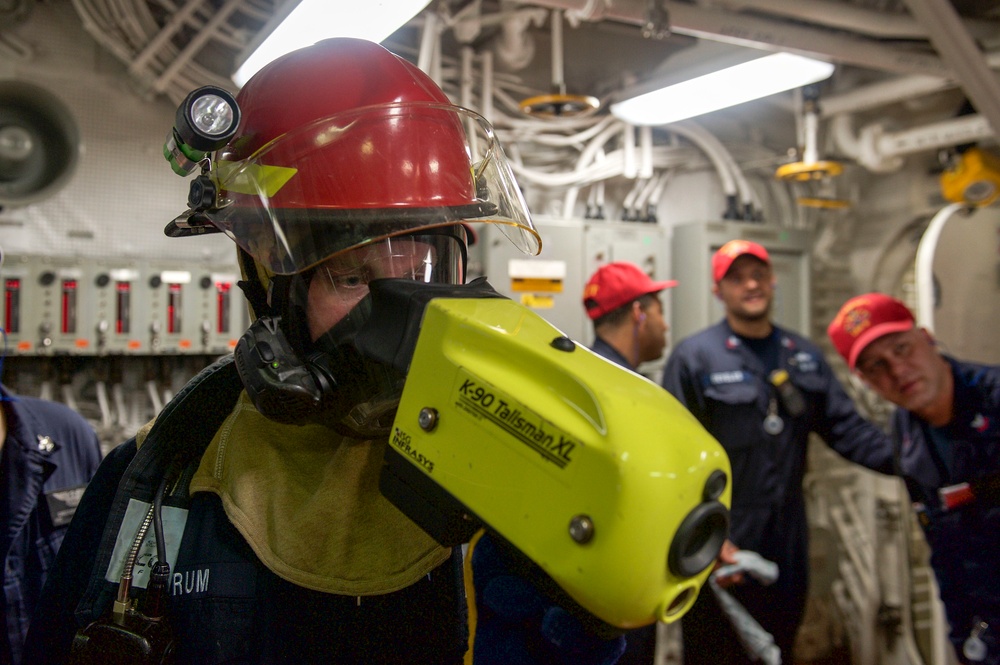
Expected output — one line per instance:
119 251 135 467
215 160 298 197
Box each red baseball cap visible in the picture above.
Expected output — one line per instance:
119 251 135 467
712 240 770 282
827 293 916 369
583 262 677 320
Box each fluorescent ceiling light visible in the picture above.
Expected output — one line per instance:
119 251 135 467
233 0 431 87
610 52 835 126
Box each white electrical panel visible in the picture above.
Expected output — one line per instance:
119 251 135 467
1 254 247 356
479 216 671 348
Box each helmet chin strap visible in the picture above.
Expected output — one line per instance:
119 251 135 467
236 247 276 320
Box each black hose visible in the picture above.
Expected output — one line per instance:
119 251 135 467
152 471 169 567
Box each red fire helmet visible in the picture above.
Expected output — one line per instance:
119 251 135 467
195 38 539 275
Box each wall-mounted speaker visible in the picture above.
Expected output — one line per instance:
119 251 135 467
0 80 80 207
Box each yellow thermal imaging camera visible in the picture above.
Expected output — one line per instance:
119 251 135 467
366 278 731 633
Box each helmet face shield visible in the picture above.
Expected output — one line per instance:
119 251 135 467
291 232 465 347
206 102 539 275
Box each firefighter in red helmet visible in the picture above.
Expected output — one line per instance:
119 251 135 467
24 39 626 665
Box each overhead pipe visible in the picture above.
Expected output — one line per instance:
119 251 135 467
417 9 440 75
622 123 637 179
480 50 494 123
493 1 548 70
832 113 992 173
560 120 624 216
903 0 1000 144
914 203 968 332
638 125 654 180
522 0 951 77
621 177 646 219
667 124 738 202
672 121 757 218
707 0 999 42
871 114 992 158
818 47 1000 118
460 46 475 110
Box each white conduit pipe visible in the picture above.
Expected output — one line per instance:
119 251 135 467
594 180 606 213
61 383 79 413
480 50 494 124
832 114 992 173
622 124 637 179
146 380 164 416
634 172 662 216
514 152 625 188
803 108 820 166
564 150 601 218
557 145 707 215
678 122 754 208
560 120 633 214
574 121 632 176
915 203 966 332
668 123 740 203
417 10 440 75
622 178 646 217
873 114 993 159
821 50 1000 117
638 125 654 179
586 182 599 211
648 170 673 209
495 3 543 70
96 380 113 430
551 9 564 93
112 383 128 428
506 115 616 147
460 46 475 110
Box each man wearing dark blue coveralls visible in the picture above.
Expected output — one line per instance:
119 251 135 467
23 39 628 665
0 381 102 665
661 239 895 665
583 261 677 377
583 261 676 664
830 293 1000 665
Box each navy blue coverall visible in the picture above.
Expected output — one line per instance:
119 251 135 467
660 320 894 664
23 356 627 665
0 384 102 665
21 359 468 665
893 357 1000 665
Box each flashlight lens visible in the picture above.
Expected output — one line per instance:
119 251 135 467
190 95 236 137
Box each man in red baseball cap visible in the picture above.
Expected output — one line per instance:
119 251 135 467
828 292 950 420
583 261 677 373
829 293 1000 665
661 239 894 665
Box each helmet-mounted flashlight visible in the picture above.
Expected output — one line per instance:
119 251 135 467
163 86 240 176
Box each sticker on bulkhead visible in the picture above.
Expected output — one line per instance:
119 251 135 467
452 368 579 474
105 498 189 589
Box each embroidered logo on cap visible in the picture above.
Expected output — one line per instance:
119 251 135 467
842 306 872 338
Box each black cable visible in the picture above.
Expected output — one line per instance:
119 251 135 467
152 470 170 567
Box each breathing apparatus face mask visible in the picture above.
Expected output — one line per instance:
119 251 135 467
234 230 466 438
